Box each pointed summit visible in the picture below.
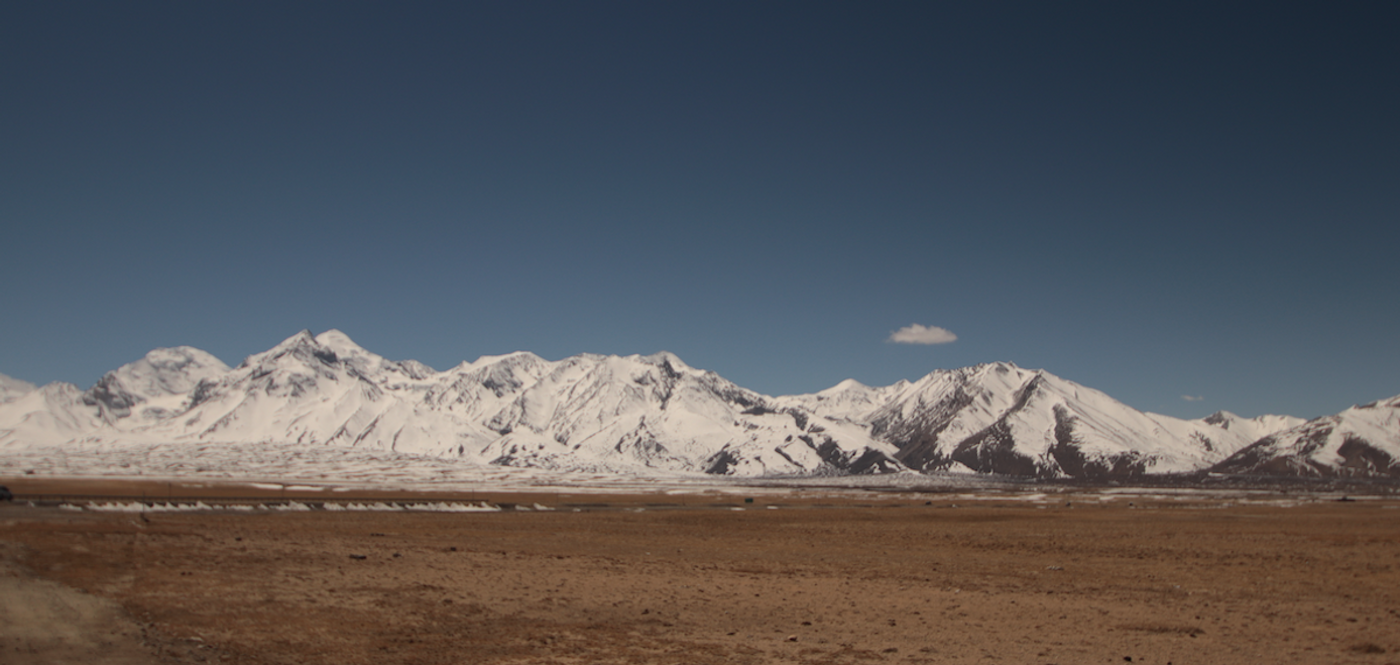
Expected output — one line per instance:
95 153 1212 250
238 330 320 365
638 351 694 372
314 329 363 353
279 329 319 349
307 330 437 381
231 331 342 380
313 329 381 370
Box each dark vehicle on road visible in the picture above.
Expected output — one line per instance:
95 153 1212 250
0 486 12 501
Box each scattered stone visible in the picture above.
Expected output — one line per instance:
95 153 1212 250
785 634 797 642
349 554 367 560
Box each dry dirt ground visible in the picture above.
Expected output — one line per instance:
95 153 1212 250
2 479 1400 664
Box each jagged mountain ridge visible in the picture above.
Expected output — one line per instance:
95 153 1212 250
0 331 897 476
0 329 1380 479
0 381 105 446
1211 395 1400 477
778 363 1288 478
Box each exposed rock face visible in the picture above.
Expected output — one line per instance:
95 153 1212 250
3 331 899 476
1211 395 1400 477
81 347 231 420
6 330 1387 479
783 362 1286 479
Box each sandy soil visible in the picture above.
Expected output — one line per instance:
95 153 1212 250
0 546 159 665
2 480 1400 664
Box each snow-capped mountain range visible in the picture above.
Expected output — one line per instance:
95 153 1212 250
1210 395 1400 477
2 330 1396 479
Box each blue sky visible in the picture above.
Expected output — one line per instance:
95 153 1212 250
2 2 1396 420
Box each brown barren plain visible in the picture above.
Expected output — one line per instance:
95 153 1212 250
2 478 1400 665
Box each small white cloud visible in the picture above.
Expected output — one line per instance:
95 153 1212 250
1181 395 1204 402
888 324 958 345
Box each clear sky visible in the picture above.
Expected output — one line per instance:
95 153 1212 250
2 2 1396 420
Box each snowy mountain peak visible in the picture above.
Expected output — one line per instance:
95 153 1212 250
468 349 897 475
465 351 546 370
1358 395 1400 411
311 329 436 380
820 378 871 396
230 329 429 384
81 346 231 420
1193 411 1306 446
239 330 325 368
448 351 553 400
397 359 437 380
281 329 320 349
0 372 38 404
855 361 1278 478
772 378 892 424
313 329 368 358
636 350 691 370
10 330 1393 480
0 380 104 446
1212 392 1400 478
